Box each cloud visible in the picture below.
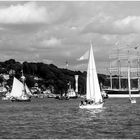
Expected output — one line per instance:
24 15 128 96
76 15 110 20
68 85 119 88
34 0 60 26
42 59 53 64
114 16 140 33
81 14 115 34
1 1 140 72
40 37 61 47
0 2 77 25
0 2 47 24
82 14 140 35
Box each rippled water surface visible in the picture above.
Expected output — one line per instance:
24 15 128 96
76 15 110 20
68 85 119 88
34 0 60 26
0 98 140 139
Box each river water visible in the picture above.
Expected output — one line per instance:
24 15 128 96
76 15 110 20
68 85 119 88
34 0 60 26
0 97 140 139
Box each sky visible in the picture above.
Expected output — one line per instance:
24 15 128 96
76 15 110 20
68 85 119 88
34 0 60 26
1 1 140 73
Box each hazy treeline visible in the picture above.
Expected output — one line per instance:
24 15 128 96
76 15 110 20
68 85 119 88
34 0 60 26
0 59 110 95
0 59 138 94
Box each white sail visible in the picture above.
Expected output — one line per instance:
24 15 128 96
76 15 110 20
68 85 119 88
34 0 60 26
77 50 89 61
10 77 31 99
86 43 103 103
67 88 76 97
25 84 32 96
10 77 24 98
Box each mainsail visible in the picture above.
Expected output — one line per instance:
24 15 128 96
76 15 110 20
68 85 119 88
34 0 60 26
10 77 32 98
86 43 103 103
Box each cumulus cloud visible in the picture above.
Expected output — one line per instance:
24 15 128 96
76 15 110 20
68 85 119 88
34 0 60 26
82 14 140 35
114 16 140 33
0 2 47 24
0 1 76 25
1 1 140 71
40 37 61 47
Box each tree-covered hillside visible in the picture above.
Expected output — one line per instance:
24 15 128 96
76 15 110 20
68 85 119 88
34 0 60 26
0 59 109 95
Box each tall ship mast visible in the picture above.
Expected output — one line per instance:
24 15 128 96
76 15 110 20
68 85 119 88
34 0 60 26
105 43 140 98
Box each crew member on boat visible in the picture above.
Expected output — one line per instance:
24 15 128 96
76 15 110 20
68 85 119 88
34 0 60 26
80 99 102 106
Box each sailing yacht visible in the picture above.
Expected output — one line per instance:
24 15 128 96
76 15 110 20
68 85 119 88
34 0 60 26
79 42 104 109
127 59 136 104
10 76 32 102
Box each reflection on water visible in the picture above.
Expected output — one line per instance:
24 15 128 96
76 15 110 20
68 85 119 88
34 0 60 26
86 107 106 115
78 107 106 121
0 98 140 139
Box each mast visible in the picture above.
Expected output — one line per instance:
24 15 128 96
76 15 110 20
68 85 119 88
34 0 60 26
109 57 113 89
127 50 131 99
136 46 140 89
137 51 139 89
117 46 121 90
21 70 26 96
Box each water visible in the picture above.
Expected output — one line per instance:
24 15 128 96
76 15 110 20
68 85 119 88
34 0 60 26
0 98 140 139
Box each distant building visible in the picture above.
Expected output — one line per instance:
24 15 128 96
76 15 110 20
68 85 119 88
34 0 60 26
0 73 9 80
9 69 15 75
3 74 9 80
34 76 43 81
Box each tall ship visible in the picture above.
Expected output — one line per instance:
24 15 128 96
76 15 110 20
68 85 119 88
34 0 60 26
104 43 140 98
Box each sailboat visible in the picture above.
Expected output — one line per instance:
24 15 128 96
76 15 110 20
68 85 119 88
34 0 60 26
105 44 140 98
10 76 32 102
79 42 104 109
66 81 77 99
127 59 136 104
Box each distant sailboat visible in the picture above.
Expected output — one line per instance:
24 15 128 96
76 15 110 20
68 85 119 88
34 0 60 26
79 42 104 109
10 77 32 102
127 59 136 104
66 81 77 99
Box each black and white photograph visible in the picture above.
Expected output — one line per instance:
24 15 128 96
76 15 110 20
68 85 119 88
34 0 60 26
0 0 140 139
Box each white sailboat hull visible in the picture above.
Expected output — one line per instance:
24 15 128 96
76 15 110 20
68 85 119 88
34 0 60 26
11 96 31 102
131 100 136 104
130 98 136 104
79 102 104 109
